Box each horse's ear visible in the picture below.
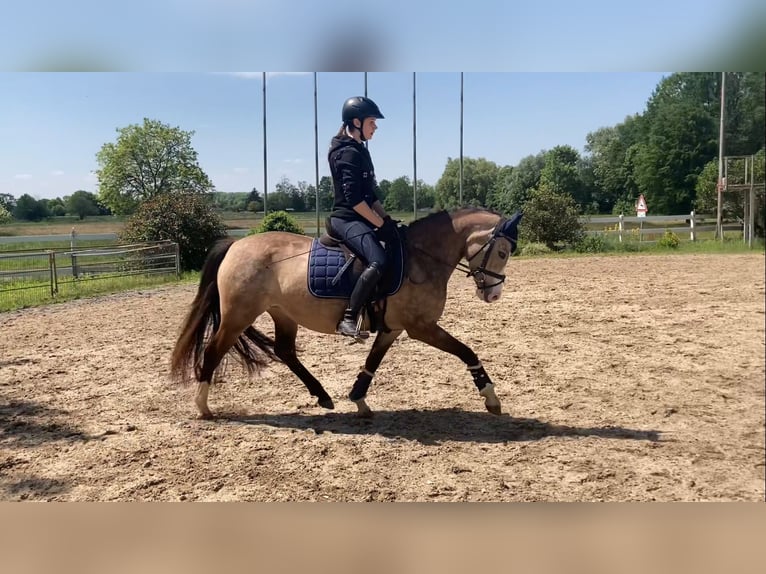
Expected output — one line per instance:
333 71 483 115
503 211 523 234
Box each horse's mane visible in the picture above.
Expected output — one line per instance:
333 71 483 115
408 206 503 233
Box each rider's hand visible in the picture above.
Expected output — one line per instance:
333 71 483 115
377 217 398 242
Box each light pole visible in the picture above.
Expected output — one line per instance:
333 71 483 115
413 72 417 219
314 72 320 238
262 72 268 215
716 72 726 240
460 72 464 207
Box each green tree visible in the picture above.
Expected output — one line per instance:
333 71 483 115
13 194 49 221
265 191 292 212
0 193 16 213
485 165 513 212
212 192 249 212
693 159 722 216
716 73 766 156
633 73 720 214
96 118 213 215
585 120 645 213
539 145 587 209
0 204 12 224
577 155 600 214
491 152 545 215
120 193 226 271
246 187 264 213
435 157 501 209
296 180 316 212
46 197 67 216
383 176 413 212
66 190 100 219
377 179 391 203
273 177 304 211
695 148 765 236
416 180 436 210
318 176 333 211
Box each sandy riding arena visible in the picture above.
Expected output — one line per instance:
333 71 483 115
1 253 763 501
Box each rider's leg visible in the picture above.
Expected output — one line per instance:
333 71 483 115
329 217 387 338
337 262 383 337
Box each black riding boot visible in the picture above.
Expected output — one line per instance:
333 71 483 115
337 263 383 339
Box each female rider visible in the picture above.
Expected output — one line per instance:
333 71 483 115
328 96 397 339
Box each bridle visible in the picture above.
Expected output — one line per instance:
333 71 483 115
456 219 518 292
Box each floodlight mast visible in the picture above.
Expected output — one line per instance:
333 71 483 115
716 72 725 241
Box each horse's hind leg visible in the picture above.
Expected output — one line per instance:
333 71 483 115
269 310 335 409
195 323 245 419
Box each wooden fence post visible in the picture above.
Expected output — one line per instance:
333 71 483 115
70 227 78 279
690 210 695 242
618 214 624 243
48 251 58 296
174 243 181 278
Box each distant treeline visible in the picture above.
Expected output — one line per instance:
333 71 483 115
2 73 762 226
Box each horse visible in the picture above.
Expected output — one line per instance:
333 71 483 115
170 207 522 419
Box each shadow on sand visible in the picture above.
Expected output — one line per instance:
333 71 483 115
1 400 91 449
218 407 661 446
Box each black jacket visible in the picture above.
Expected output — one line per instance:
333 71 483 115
328 134 380 221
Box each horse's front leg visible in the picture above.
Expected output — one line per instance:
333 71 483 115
406 323 502 415
350 329 403 418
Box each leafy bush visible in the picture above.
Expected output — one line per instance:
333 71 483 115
612 198 636 216
249 210 304 235
120 193 227 271
520 242 552 256
574 234 609 253
521 187 585 249
0 204 11 225
657 230 681 249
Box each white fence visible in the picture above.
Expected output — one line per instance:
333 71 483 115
583 212 744 243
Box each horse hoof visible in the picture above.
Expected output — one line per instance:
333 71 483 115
318 398 335 410
485 404 502 416
198 412 214 420
353 399 373 418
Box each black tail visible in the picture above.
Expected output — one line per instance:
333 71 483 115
170 238 278 384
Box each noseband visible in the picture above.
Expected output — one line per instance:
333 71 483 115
457 219 517 291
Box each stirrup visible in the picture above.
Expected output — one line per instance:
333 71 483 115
337 314 370 343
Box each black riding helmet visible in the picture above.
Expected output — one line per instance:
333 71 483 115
342 97 384 141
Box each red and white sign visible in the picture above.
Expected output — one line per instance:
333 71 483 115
636 194 648 218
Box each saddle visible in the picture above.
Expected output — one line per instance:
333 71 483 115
307 218 407 333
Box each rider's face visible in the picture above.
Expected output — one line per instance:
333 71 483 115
359 117 377 140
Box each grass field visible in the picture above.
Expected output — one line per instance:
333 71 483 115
0 211 419 237
0 215 126 236
0 271 197 313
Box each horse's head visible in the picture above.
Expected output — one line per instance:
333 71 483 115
464 211 522 303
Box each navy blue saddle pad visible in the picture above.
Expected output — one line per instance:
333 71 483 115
307 238 405 299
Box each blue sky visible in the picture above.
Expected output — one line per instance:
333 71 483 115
0 72 672 200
